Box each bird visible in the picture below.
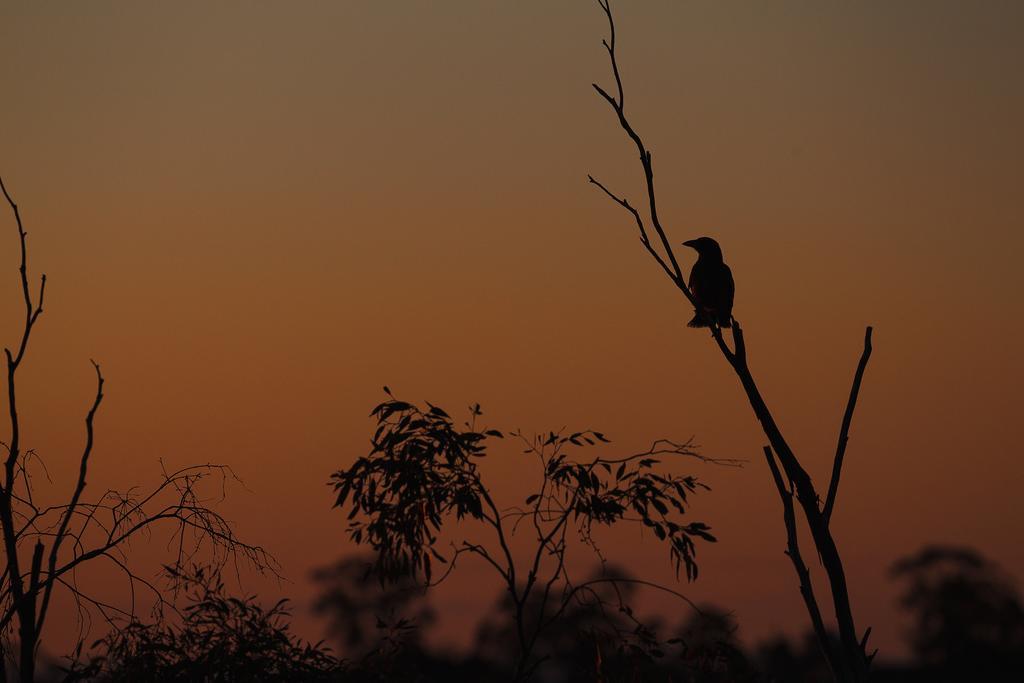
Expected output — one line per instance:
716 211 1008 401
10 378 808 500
682 237 734 328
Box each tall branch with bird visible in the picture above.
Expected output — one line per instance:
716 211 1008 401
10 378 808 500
585 2 875 681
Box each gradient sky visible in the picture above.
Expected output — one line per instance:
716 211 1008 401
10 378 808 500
2 0 1022 663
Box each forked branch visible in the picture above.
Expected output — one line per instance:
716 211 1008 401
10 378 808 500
590 0 688 296
764 446 841 678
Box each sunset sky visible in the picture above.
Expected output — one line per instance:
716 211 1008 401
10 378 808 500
2 0 1022 663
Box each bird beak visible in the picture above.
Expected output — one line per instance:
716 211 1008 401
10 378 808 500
682 239 697 249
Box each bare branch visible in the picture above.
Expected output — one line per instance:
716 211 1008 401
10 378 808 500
37 361 104 634
593 437 742 468
544 575 700 637
823 327 873 525
1 464 276 635
0 176 46 371
587 174 677 283
590 2 689 293
763 446 842 678
0 175 35 670
459 542 509 584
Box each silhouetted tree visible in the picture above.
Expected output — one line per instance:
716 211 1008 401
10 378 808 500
333 392 729 680
586 3 875 681
0 178 272 682
890 545 1024 680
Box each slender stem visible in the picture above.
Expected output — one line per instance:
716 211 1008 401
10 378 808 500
36 362 104 637
824 327 873 525
0 176 42 682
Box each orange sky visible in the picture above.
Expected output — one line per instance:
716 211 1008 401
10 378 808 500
2 0 1022 663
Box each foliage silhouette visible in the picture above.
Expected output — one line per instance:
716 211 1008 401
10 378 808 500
66 565 340 682
586 2 875 680
0 178 272 683
333 391 726 680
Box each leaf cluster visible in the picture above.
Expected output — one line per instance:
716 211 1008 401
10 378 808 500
332 391 501 582
532 430 716 581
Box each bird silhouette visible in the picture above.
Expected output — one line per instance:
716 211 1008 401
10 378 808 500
682 237 734 328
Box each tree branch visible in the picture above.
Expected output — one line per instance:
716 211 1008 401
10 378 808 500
36 361 104 634
587 174 676 283
544 576 699 634
823 327 873 525
589 3 741 363
592 0 688 292
763 446 842 679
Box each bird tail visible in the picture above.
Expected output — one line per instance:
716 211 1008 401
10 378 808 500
687 314 710 328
